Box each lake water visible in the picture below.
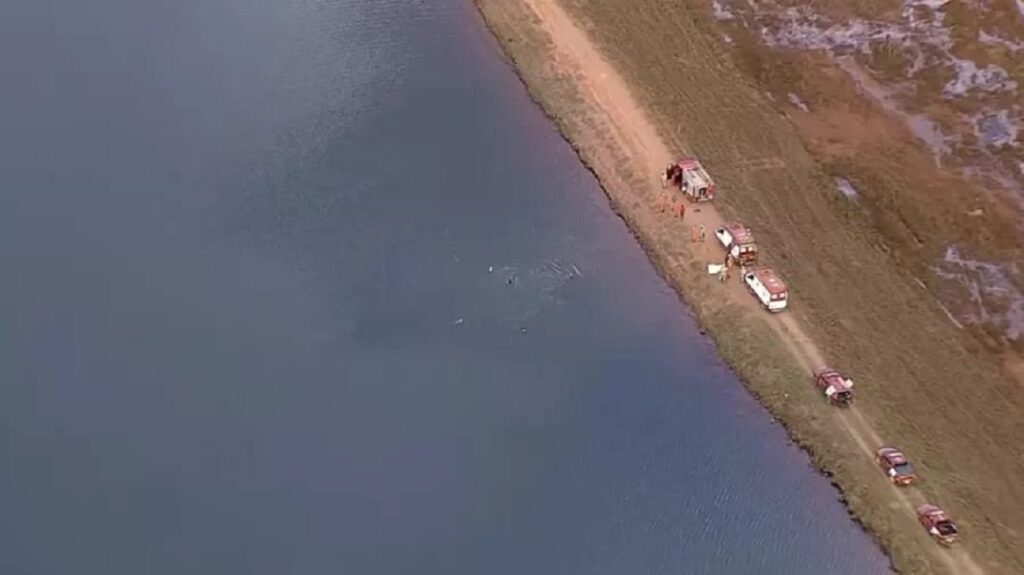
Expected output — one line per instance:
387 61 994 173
0 0 890 573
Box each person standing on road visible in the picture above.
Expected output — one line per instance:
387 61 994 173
699 224 707 242
663 163 681 189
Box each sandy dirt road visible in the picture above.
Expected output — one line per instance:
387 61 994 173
509 0 985 572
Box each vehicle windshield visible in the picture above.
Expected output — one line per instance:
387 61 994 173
936 522 958 535
894 462 915 476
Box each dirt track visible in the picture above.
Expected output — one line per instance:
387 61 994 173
476 0 1024 573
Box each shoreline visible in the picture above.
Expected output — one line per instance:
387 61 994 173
469 1 898 566
473 1 1023 573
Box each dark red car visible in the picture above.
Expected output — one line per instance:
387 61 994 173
876 447 917 486
917 504 959 545
812 367 853 407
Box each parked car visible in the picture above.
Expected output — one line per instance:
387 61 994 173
663 157 715 202
812 367 853 406
743 268 788 312
714 221 758 265
917 504 959 545
876 447 917 486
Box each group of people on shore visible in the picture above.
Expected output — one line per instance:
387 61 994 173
660 174 742 283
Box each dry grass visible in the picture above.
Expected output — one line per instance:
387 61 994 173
476 0 1024 573
714 0 1024 352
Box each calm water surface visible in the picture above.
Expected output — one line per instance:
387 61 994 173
0 0 890 573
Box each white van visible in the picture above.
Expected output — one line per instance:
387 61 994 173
743 268 788 312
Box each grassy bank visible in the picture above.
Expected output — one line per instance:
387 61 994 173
474 1 1024 573
707 0 1024 355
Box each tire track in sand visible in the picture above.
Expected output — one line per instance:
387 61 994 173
518 0 984 572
